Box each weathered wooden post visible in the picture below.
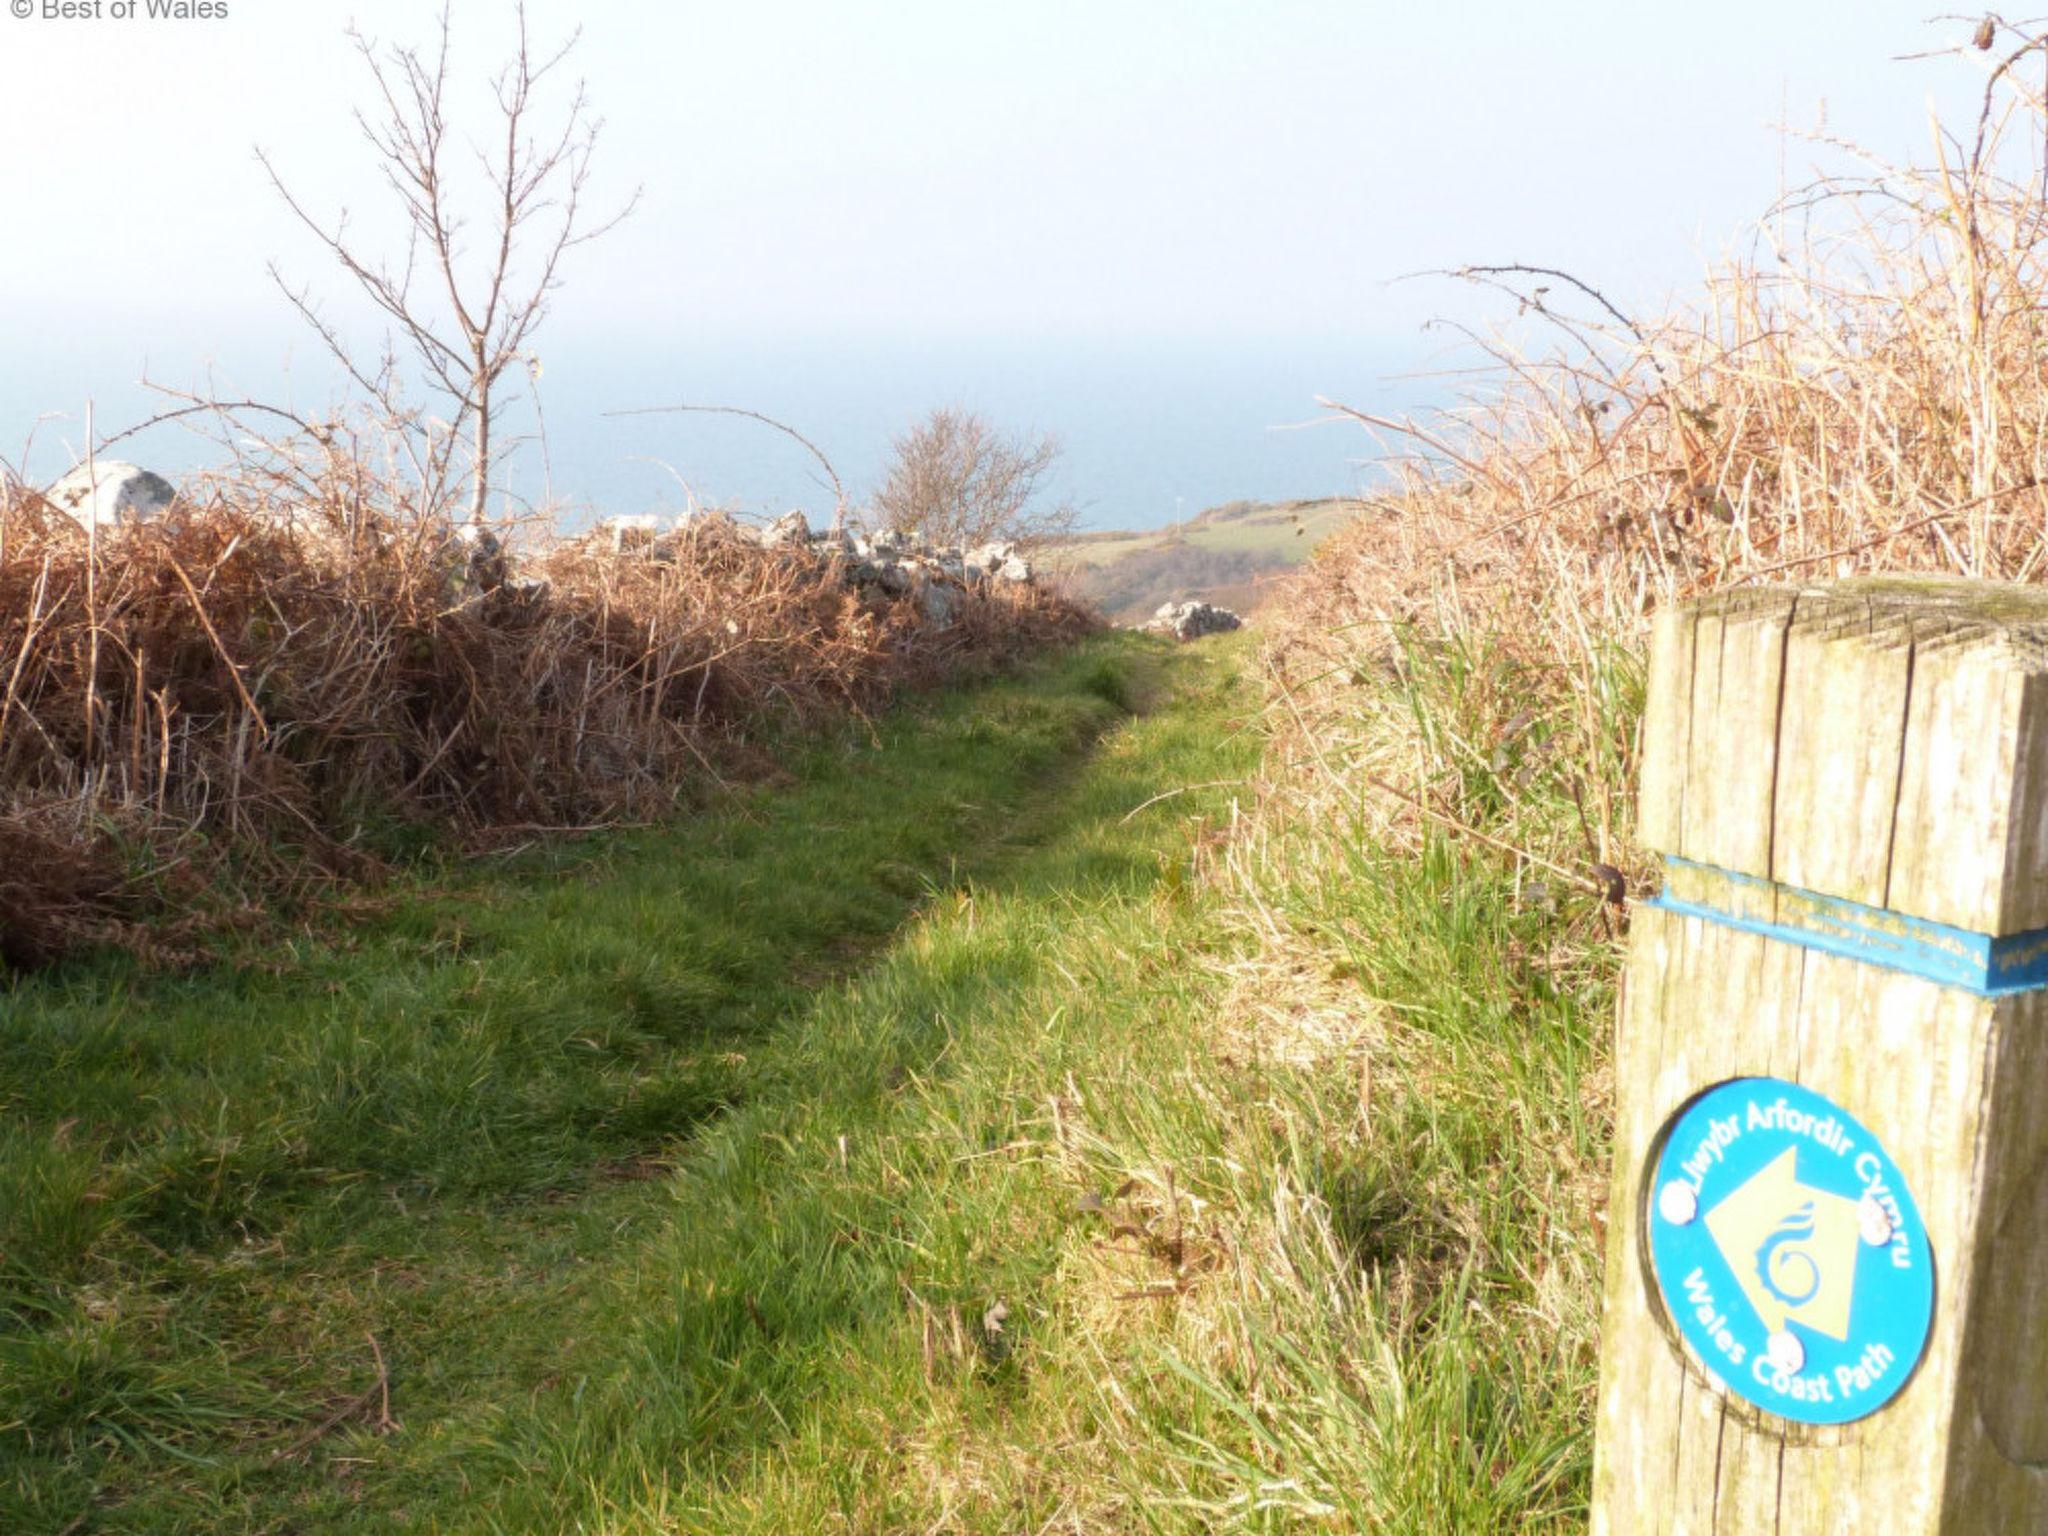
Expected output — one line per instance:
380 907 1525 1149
1593 580 2048 1531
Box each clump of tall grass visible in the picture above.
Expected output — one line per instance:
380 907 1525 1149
0 459 1087 965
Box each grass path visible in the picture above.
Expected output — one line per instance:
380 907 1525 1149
7 626 1611 1534
1 634 1262 1532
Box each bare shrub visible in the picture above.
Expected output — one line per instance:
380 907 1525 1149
258 2 637 523
0 470 1090 966
872 409 1077 548
1262 20 2048 888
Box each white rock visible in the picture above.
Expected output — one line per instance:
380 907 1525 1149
961 540 1034 583
450 520 508 592
43 460 176 529
599 513 667 554
1149 601 1243 642
918 580 963 628
762 509 811 548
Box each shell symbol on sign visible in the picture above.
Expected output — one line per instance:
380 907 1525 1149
1705 1149 1862 1341
1756 1203 1823 1305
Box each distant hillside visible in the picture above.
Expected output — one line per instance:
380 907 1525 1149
1043 497 1366 623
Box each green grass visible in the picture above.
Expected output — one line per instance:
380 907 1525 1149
1056 499 1362 571
1047 499 1364 622
2 623 1617 1533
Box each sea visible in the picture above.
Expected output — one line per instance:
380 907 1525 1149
3 331 1439 535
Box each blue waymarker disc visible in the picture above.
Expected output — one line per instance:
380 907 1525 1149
1646 1077 1934 1426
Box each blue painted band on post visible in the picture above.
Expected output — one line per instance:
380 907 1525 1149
1650 855 2048 996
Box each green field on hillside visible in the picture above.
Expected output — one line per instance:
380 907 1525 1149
1048 498 1365 622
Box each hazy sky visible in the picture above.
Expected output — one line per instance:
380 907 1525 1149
0 2 1997 521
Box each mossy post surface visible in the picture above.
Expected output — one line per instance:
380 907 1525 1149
1595 580 2048 1532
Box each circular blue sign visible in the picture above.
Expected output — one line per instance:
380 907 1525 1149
1646 1077 1934 1425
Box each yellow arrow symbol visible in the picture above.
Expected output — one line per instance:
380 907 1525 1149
1703 1147 1862 1342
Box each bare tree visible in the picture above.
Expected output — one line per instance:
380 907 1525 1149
258 3 637 525
871 408 1077 548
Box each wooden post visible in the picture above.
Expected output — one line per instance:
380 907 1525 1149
1593 579 2048 1532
